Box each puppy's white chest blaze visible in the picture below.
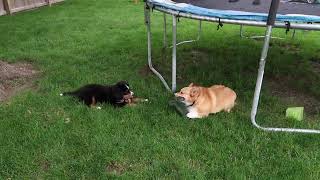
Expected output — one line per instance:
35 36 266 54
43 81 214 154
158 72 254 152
187 107 200 119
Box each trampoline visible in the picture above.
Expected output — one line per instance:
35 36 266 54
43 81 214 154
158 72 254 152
144 0 320 133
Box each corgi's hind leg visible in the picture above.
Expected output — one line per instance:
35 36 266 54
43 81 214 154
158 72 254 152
224 103 235 113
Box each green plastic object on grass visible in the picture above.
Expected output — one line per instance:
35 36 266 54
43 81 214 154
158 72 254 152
286 107 304 121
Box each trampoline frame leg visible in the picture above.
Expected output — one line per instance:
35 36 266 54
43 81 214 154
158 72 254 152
145 4 171 91
170 20 202 47
172 15 177 92
251 25 320 134
163 13 167 48
163 17 202 48
145 5 177 92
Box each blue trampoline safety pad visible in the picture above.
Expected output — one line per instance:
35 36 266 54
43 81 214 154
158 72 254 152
148 0 320 23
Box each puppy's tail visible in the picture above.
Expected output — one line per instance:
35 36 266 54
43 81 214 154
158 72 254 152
60 92 74 97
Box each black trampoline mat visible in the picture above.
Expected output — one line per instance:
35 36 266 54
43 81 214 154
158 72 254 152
173 0 320 16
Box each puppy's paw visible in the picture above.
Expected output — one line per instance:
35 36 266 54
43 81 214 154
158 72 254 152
186 112 200 119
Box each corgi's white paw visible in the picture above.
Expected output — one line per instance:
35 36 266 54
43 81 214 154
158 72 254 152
186 107 200 118
186 112 200 119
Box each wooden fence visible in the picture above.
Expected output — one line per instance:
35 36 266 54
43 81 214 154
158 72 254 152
0 0 64 16
0 0 7 15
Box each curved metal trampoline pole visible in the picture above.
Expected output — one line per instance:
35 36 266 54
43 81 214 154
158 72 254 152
175 20 202 46
169 20 202 48
239 24 283 39
145 4 171 91
251 26 320 134
251 0 320 134
250 0 320 133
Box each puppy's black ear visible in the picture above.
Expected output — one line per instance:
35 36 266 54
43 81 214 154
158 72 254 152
116 81 130 92
116 81 129 87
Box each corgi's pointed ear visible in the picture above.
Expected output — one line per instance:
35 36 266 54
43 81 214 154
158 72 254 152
190 87 200 97
188 83 194 87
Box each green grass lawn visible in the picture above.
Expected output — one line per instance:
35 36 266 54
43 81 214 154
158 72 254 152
1 0 320 178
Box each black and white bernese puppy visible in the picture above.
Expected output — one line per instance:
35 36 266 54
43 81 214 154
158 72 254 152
60 81 135 107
